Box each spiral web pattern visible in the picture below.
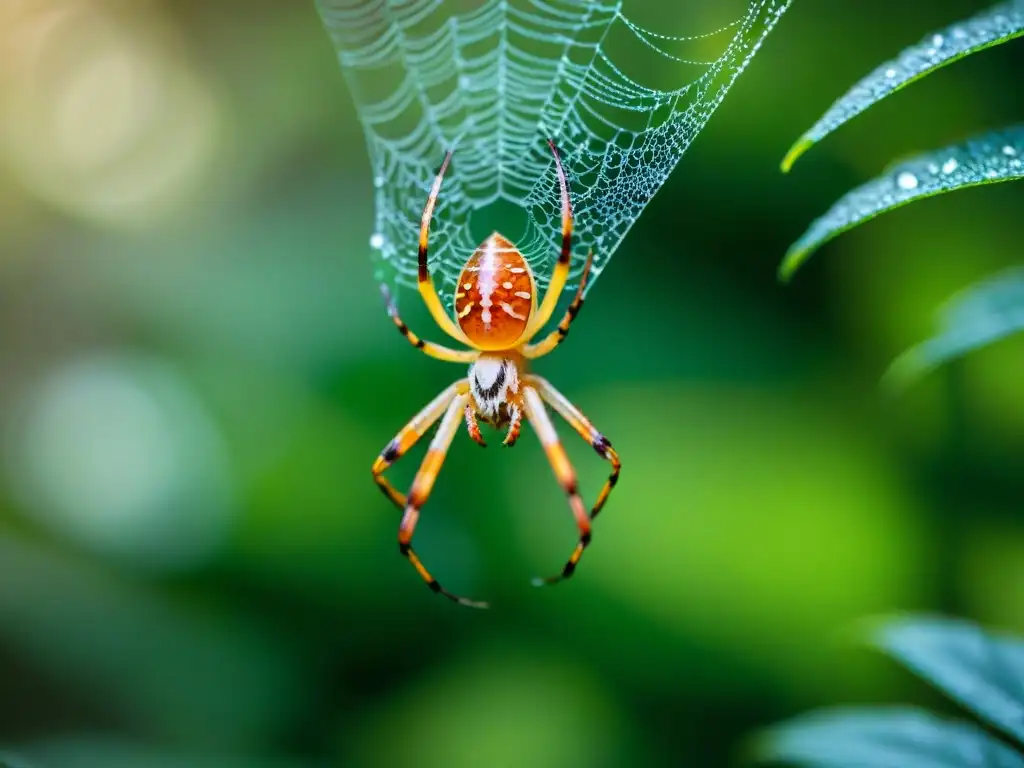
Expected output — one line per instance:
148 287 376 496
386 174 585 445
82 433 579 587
316 0 790 310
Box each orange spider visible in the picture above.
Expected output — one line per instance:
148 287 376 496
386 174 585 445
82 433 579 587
372 140 620 608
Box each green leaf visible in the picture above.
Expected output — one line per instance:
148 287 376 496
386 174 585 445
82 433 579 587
759 706 1024 767
779 126 1024 280
782 2 1024 171
884 267 1024 389
870 616 1024 746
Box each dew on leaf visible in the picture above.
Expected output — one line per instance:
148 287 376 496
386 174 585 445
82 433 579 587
782 2 1024 170
896 171 919 190
780 126 1024 279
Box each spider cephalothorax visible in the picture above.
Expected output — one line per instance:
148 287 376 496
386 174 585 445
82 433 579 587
468 355 520 432
373 140 620 608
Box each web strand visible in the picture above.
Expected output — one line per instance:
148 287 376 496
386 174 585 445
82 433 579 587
317 0 790 311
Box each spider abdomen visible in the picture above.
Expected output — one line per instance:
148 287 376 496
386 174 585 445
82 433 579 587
454 233 536 351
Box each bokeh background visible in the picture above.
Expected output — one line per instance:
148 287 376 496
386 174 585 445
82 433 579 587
1 0 1023 766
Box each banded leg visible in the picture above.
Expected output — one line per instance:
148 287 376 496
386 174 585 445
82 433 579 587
524 140 574 340
372 380 469 510
525 375 620 521
522 249 594 360
380 284 478 363
399 392 488 608
521 386 591 587
417 151 474 346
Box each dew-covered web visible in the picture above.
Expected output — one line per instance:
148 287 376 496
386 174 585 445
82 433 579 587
316 0 789 310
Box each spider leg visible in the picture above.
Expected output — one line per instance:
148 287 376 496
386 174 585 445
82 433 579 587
380 284 478 363
464 401 486 447
503 405 522 447
417 151 475 347
399 392 489 609
525 375 620 522
523 140 574 341
521 386 592 587
372 380 469 510
521 249 594 359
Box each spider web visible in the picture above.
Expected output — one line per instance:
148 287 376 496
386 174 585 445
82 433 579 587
316 0 790 311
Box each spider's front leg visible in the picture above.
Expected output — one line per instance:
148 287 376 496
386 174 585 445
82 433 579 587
522 140 575 340
416 151 476 347
522 249 594 360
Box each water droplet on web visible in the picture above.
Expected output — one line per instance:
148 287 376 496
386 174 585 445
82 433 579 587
1003 145 1017 157
885 68 898 78
927 162 939 174
986 169 999 179
459 75 471 89
896 171 919 190
942 158 959 174
373 175 385 188
931 34 944 47
952 26 967 39
370 232 384 249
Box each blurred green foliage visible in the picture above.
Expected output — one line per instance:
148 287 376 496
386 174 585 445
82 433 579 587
0 1 1022 766
759 3 1024 762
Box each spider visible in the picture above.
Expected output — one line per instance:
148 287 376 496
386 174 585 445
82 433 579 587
372 140 620 609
